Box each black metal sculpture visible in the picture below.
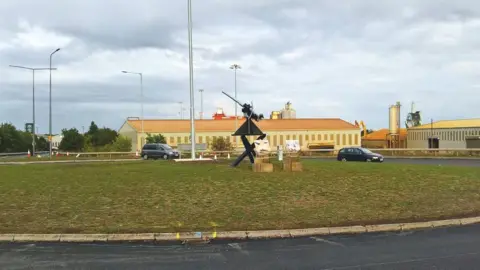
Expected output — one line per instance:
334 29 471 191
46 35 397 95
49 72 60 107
222 91 266 167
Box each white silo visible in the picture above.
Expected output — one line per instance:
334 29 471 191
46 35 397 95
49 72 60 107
389 102 401 135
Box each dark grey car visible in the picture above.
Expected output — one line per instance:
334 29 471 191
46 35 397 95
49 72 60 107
337 147 384 162
141 143 179 160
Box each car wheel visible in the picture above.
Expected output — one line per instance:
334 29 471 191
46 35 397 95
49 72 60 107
143 154 148 160
163 154 168 160
341 158 347 162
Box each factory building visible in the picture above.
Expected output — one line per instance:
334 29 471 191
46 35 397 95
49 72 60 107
270 102 296 119
407 119 480 149
118 118 361 152
362 128 407 148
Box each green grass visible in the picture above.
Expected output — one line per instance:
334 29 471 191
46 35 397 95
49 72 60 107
0 160 480 234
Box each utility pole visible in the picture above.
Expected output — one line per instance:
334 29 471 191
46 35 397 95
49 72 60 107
49 48 61 159
199 89 204 119
9 65 56 156
187 0 196 159
230 64 241 131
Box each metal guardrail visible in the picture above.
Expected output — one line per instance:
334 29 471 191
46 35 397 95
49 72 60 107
0 151 49 158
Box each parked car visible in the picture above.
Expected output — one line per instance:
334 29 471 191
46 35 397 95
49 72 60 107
337 147 384 162
141 143 179 160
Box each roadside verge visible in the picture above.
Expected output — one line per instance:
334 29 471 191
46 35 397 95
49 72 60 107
2 216 479 243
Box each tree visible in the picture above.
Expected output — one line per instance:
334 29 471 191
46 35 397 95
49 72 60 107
87 121 99 136
211 136 233 151
0 123 30 153
111 136 132 152
59 128 85 151
146 133 166 144
35 136 49 151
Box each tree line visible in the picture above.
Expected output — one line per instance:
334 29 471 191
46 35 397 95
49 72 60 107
0 121 131 153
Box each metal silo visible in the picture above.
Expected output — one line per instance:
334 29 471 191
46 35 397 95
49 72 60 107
389 102 401 135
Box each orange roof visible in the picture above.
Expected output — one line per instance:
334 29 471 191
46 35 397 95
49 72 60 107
126 118 358 133
363 128 407 140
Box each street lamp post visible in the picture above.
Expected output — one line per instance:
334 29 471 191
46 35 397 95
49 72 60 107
229 64 241 131
9 65 56 156
198 89 204 120
49 48 61 159
122 71 144 147
187 0 196 159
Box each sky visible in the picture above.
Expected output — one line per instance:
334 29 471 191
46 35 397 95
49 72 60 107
1 0 479 134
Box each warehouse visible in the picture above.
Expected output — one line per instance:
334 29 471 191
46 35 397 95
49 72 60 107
118 118 361 152
407 118 480 149
362 128 407 149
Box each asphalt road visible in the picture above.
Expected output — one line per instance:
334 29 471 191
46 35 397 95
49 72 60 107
2 224 480 269
312 157 480 167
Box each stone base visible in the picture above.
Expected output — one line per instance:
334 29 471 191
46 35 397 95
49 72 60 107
283 156 303 172
253 157 274 173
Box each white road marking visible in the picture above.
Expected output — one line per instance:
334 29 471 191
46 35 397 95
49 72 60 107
310 237 345 247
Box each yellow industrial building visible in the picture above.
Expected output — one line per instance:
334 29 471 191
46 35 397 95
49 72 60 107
407 118 480 149
118 118 361 152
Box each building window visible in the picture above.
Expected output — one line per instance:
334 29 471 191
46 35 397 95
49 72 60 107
280 135 284 144
293 134 297 140
286 135 290 140
299 134 303 146
323 134 327 141
336 134 340 145
330 134 334 141
170 137 174 144
305 134 309 141
354 134 359 145
342 134 346 145
185 136 189 143
348 134 352 145
199 136 203 143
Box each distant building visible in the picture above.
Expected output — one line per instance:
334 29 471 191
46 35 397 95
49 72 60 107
407 118 480 149
362 128 407 148
118 118 361 152
270 102 296 119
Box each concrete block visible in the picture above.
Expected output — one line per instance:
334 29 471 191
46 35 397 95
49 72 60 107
60 234 108 242
246 229 291 239
365 224 402 233
14 234 61 242
215 231 247 240
253 163 274 173
291 162 303 172
107 233 155 242
329 225 366 234
460 216 480 225
401 221 433 231
431 219 461 228
0 234 14 242
289 227 330 237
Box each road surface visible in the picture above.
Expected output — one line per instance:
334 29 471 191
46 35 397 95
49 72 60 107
1 224 480 269
312 157 480 167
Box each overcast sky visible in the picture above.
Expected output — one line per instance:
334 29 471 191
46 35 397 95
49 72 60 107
1 0 479 133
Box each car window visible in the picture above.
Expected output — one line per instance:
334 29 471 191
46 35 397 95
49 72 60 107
346 148 353 153
360 148 372 154
156 145 163 150
163 145 173 150
339 148 346 153
353 148 362 154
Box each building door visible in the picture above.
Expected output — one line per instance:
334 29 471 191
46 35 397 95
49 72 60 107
428 138 439 149
466 137 480 148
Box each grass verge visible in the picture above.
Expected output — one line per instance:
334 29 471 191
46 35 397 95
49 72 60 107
0 160 479 233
